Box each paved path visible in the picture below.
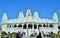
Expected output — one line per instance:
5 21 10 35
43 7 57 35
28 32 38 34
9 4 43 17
44 37 51 38
22 36 51 38
0 36 51 38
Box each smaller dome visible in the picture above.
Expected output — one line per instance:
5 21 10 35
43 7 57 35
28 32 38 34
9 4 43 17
18 9 24 19
34 11 39 18
26 8 32 17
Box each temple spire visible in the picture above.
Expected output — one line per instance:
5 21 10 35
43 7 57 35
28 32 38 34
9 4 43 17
52 9 58 22
18 8 24 19
34 9 39 18
2 10 8 22
26 7 32 17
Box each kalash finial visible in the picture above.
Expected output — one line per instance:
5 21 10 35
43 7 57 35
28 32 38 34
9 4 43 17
28 5 30 9
20 7 22 12
34 8 37 12
4 9 6 13
54 8 56 12
27 1 30 9
34 4 38 12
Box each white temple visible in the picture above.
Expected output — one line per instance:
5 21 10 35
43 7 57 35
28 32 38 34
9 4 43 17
1 8 58 36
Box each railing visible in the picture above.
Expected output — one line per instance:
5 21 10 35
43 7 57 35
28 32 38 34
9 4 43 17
0 22 59 25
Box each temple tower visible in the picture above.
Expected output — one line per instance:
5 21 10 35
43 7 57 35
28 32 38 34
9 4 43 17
34 10 39 18
52 10 58 23
2 10 8 22
18 9 24 19
26 8 32 17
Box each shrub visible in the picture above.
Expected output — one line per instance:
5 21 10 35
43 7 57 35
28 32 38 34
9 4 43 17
11 32 17 38
1 31 7 36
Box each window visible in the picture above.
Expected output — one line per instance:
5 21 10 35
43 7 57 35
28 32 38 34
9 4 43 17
49 24 53 27
18 24 22 27
28 24 32 29
34 24 37 29
58 26 60 29
38 24 42 29
14 24 17 27
7 24 9 28
38 24 42 27
23 24 27 29
7 24 11 28
10 25 11 28
43 24 48 27
43 24 46 27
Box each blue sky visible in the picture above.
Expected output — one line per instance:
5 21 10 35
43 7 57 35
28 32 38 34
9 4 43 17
0 0 60 23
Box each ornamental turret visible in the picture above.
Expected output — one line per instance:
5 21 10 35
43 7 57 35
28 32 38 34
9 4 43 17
26 8 32 17
2 10 8 22
18 9 24 19
34 10 39 18
52 10 58 23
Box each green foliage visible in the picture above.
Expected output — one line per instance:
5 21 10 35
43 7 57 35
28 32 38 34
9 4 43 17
49 31 53 35
11 32 17 38
1 31 7 36
57 31 60 34
11 32 16 34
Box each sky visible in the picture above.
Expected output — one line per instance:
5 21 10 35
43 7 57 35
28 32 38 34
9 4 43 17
0 0 60 23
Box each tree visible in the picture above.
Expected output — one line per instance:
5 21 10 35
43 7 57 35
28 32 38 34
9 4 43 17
11 32 17 38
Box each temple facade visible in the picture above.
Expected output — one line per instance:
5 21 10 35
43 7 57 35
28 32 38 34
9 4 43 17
1 8 58 36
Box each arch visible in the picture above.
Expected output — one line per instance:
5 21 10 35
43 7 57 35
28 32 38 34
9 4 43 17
38 24 42 29
14 24 17 27
58 26 60 29
28 24 32 29
34 24 37 29
43 24 46 27
49 24 53 27
23 23 27 29
43 24 48 27
18 24 22 27
7 24 11 28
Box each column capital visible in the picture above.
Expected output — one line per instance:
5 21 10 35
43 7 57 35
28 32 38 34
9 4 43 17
22 23 24 25
37 24 39 25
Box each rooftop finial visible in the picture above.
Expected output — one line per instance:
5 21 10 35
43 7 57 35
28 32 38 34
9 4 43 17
34 8 37 12
20 8 22 12
18 8 24 19
28 5 30 9
34 3 38 12
4 9 6 13
28 1 30 9
54 8 56 12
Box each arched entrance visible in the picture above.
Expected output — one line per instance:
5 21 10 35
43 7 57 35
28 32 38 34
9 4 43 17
34 24 37 29
28 24 32 29
38 24 42 29
23 23 27 29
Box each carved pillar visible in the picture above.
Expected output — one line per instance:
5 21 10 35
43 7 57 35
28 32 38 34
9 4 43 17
22 24 24 29
26 23 28 36
37 24 38 30
22 24 24 32
42 24 43 32
32 23 34 33
32 23 34 29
